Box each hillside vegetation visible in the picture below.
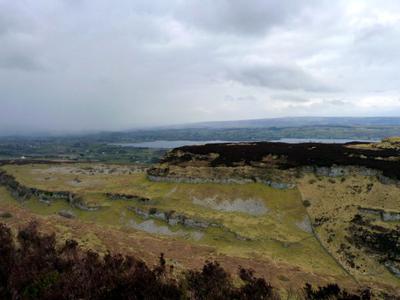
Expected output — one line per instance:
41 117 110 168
0 139 399 297
0 222 375 300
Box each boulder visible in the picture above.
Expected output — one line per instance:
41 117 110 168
58 210 75 219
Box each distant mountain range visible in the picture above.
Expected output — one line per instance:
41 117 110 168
3 117 400 140
167 117 400 129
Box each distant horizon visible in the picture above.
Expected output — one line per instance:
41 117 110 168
2 115 400 137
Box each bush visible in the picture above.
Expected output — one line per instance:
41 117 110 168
0 222 277 300
183 262 277 300
303 283 371 300
148 207 158 215
0 222 181 300
0 222 377 300
0 212 12 218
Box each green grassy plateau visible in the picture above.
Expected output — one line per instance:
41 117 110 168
0 162 399 295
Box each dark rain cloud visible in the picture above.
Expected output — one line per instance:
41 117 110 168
175 0 308 36
0 0 400 134
0 52 43 71
227 63 333 92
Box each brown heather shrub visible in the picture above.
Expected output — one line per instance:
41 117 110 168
0 222 277 300
0 222 373 300
302 283 371 300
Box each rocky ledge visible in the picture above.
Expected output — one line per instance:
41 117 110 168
128 206 250 241
129 206 213 229
348 214 400 277
105 192 151 203
147 140 400 185
358 207 400 222
0 171 100 211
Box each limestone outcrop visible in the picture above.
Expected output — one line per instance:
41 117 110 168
0 171 99 211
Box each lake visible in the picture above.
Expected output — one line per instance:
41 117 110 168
112 138 378 149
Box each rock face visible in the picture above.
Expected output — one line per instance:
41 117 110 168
147 167 296 189
348 214 400 278
128 207 211 229
382 211 400 222
0 170 99 211
127 206 249 241
314 166 349 177
105 193 150 203
58 210 75 219
148 174 255 185
148 141 400 187
358 207 400 222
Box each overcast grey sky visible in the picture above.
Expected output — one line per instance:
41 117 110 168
1 0 400 133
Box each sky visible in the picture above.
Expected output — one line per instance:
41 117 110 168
1 0 400 133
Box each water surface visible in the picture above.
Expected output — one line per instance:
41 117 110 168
112 140 236 149
113 138 378 149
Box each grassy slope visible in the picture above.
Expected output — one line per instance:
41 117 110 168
298 174 400 292
0 163 347 282
10 163 400 294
